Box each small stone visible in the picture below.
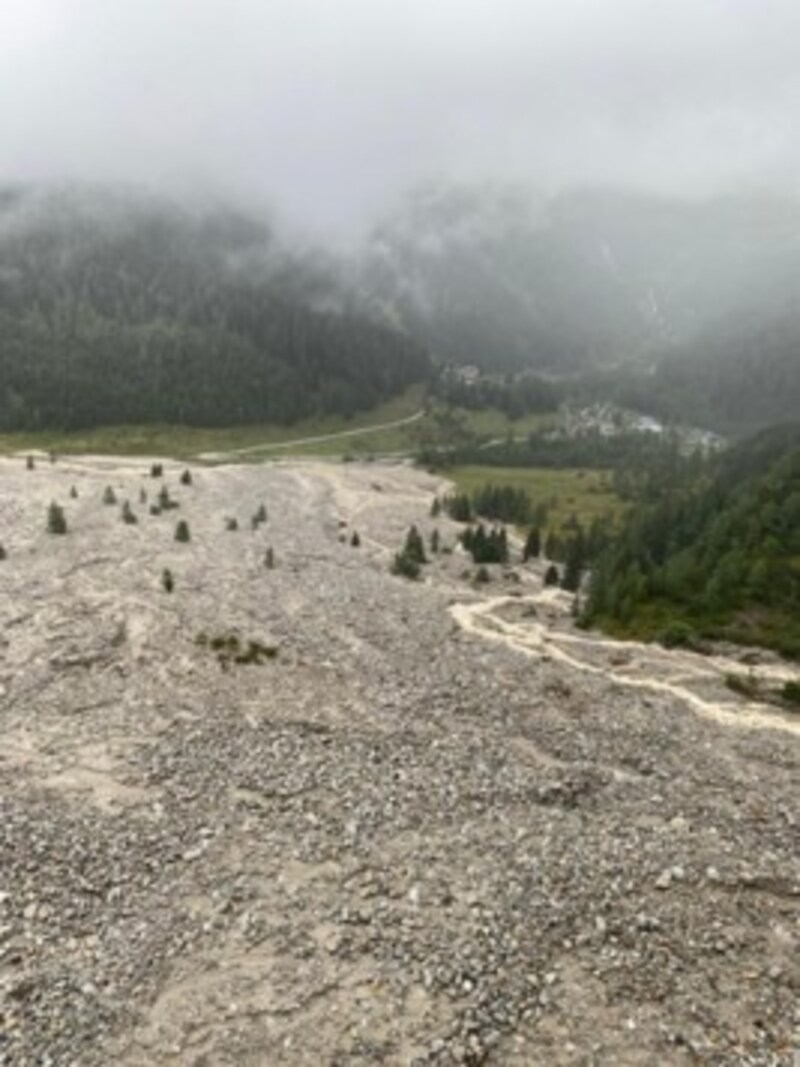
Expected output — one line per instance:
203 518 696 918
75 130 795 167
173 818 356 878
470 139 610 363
655 870 672 890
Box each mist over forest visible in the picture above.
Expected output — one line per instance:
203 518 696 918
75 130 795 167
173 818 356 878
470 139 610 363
1 179 799 434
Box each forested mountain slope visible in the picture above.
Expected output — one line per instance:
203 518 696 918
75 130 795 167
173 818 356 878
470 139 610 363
358 184 800 373
609 310 800 435
585 424 800 658
0 186 431 431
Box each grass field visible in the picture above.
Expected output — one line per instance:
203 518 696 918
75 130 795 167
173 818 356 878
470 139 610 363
0 393 560 462
0 388 428 461
443 465 625 531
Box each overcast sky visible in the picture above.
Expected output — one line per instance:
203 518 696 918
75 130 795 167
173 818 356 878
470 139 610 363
3 0 800 237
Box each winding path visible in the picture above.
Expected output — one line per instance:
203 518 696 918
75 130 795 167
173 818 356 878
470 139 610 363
450 589 800 737
197 409 426 461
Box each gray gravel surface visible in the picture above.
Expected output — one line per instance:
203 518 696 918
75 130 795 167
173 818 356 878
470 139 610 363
0 456 798 1066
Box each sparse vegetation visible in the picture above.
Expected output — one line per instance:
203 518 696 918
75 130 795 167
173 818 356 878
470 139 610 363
196 632 278 669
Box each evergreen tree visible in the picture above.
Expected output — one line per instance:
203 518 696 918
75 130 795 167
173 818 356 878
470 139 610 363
391 551 421 580
523 527 541 562
158 485 178 510
47 501 68 535
26 456 35 471
180 469 193 486
442 493 472 522
544 563 560 586
430 528 440 554
264 546 275 569
561 532 586 592
351 531 361 547
0 544 6 561
139 488 148 504
430 497 442 518
69 486 78 499
403 525 427 565
226 517 239 531
103 486 117 506
121 501 138 525
174 520 191 543
150 464 164 478
161 568 174 593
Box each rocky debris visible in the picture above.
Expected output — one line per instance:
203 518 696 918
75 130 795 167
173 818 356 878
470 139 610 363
0 456 798 1065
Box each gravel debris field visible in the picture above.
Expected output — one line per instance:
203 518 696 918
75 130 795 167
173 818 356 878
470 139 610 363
0 456 798 1066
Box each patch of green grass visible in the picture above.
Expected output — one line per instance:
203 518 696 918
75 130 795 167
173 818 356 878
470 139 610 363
592 601 800 663
0 386 428 461
0 395 566 463
444 465 624 531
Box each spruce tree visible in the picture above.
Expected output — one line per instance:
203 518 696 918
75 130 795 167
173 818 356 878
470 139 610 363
121 501 138 525
544 563 560 586
351 531 361 547
47 501 68 535
103 486 117 506
523 527 541 562
0 544 6 561
430 497 441 518
161 568 174 593
430 528 440 554
26 455 35 471
391 551 420 579
403 525 427 564
265 546 275 569
180 469 193 486
174 519 191 543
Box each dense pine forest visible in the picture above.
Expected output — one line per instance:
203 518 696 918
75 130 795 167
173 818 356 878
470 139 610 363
0 187 431 431
583 424 800 658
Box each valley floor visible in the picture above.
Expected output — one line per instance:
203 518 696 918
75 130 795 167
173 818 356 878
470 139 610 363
0 457 798 1066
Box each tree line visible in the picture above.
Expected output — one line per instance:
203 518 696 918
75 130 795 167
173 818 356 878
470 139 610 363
0 187 431 431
